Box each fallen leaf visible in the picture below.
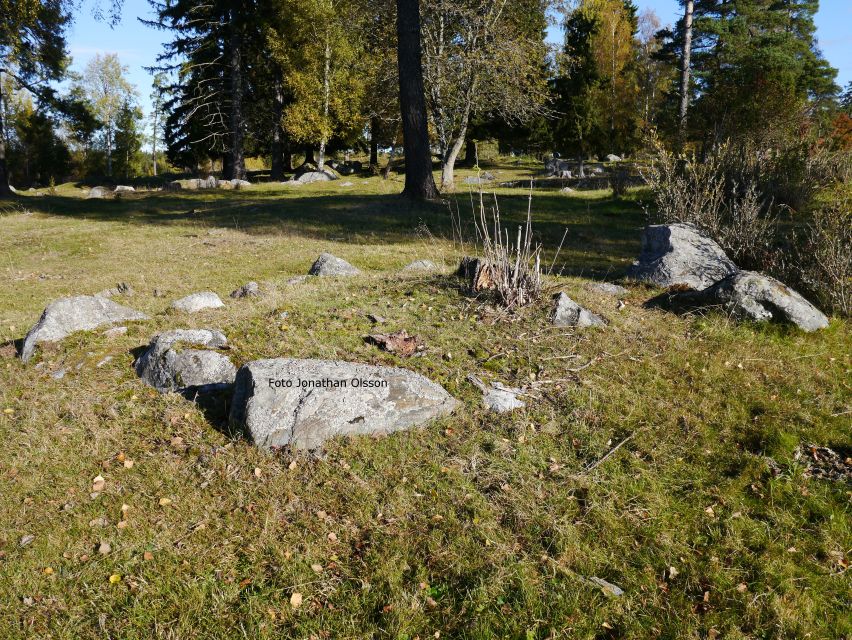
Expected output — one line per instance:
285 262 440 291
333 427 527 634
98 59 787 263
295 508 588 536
668 566 679 580
311 563 323 573
327 532 338 543
43 567 54 576
159 498 172 507
19 534 34 547
91 475 105 492
290 592 303 609
109 574 121 584
123 459 134 469
143 551 154 561
254 467 262 478
98 542 111 555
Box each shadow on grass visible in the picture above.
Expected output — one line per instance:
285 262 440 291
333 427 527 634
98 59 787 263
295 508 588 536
9 187 646 277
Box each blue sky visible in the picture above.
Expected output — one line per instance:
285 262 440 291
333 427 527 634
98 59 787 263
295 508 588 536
65 0 851 126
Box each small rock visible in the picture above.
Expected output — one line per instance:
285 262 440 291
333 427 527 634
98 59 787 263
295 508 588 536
113 185 135 194
96 356 113 368
135 329 235 393
170 292 225 313
468 375 525 413
585 576 624 597
605 154 622 162
19 534 34 547
86 186 109 199
587 282 627 296
287 275 308 285
308 252 360 277
551 293 606 328
229 281 260 299
102 326 128 338
51 368 67 380
367 313 386 324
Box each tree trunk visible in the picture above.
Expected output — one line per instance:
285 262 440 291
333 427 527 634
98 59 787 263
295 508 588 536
228 18 246 180
464 138 477 167
271 76 285 181
303 145 316 167
152 105 158 177
396 0 438 200
440 128 466 191
317 33 331 172
106 126 113 177
678 0 694 140
0 77 10 196
370 116 380 168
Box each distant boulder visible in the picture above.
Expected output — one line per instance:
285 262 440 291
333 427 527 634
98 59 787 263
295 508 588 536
170 291 225 313
114 185 136 194
606 154 622 162
402 259 438 272
230 281 260 298
626 223 738 290
87 186 109 199
308 252 360 276
295 170 338 184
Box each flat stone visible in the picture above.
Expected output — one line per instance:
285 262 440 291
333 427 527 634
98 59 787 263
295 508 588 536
230 281 260 298
587 282 627 296
308 252 360 276
171 292 225 313
402 259 438 272
135 329 235 392
652 271 829 332
626 223 738 290
21 296 149 362
552 293 606 328
113 185 135 193
230 179 251 189
229 358 458 450
96 282 134 298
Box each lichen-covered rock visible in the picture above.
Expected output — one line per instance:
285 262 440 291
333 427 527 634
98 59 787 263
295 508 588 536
626 223 738 290
21 296 149 362
135 329 235 392
113 185 135 193
308 252 360 276
87 186 109 199
552 293 606 328
171 292 225 313
656 271 829 332
229 358 458 450
295 170 337 184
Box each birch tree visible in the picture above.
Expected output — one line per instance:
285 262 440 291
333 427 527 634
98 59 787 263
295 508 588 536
80 53 135 176
421 0 549 191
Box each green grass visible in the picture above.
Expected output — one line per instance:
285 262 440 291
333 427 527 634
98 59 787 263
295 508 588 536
0 169 849 639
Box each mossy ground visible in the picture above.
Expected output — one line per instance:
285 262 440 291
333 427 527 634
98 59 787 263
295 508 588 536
0 164 849 639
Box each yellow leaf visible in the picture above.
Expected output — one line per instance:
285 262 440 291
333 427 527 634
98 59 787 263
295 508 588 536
3 408 14 414
158 498 172 507
43 567 54 575
109 574 121 584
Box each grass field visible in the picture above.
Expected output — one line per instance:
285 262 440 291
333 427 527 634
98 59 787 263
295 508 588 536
1 166 849 639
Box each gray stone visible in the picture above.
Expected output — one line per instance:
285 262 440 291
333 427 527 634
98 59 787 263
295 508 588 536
198 176 218 189
308 252 360 276
663 271 829 332
21 296 149 362
102 326 128 338
135 329 235 393
113 185 135 193
295 170 337 184
87 186 109 199
544 158 571 176
230 358 458 450
171 291 225 313
230 281 260 298
626 223 738 290
467 374 525 412
287 275 309 285
605 154 622 162
230 179 251 189
339 181 354 187
164 181 182 191
587 282 627 296
552 292 606 328
561 186 575 193
402 259 438 272
96 282 134 298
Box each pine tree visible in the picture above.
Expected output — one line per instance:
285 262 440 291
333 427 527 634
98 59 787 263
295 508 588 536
113 99 143 179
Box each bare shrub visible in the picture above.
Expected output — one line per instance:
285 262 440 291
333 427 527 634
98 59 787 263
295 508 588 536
793 194 852 317
472 189 544 309
642 134 779 272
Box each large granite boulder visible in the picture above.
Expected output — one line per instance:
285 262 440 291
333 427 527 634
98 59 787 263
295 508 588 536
295 170 337 184
135 329 235 392
552 293 606 328
171 291 225 313
544 158 572 177
229 359 459 450
626 223 738 290
21 296 149 362
650 271 829 332
308 252 360 276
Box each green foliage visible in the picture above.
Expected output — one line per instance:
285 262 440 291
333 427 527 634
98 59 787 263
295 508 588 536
113 100 144 179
